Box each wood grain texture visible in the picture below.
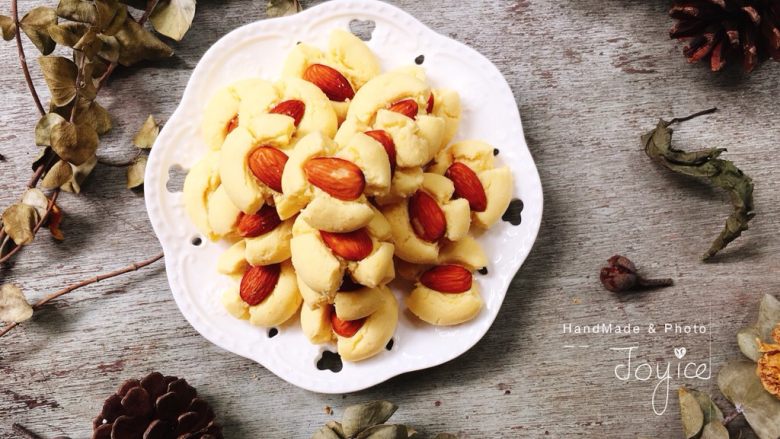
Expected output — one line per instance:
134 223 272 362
1 0 778 437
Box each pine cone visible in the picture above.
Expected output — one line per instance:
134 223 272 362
92 372 223 439
669 0 780 72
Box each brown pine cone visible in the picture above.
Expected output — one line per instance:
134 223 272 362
669 0 780 72
92 372 223 439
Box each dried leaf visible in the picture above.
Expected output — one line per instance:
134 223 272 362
267 0 301 17
325 421 346 439
355 424 407 439
53 98 112 135
56 0 97 23
0 15 16 41
48 204 64 240
678 387 704 439
21 188 49 219
150 0 196 41
42 159 73 189
94 0 122 30
114 18 173 66
35 112 67 146
642 109 755 260
311 426 343 439
51 121 98 166
101 3 127 36
73 28 101 59
47 21 88 47
700 421 729 439
739 295 780 362
2 203 39 246
97 34 120 62
687 388 724 426
133 115 159 148
342 401 398 437
20 7 57 55
127 155 147 189
39 56 78 106
61 154 97 193
32 146 57 172
718 360 780 439
0 284 33 323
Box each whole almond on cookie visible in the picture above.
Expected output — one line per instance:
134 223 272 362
303 157 366 201
302 64 355 102
408 190 446 242
330 306 366 337
365 130 397 172
320 228 373 261
240 264 281 306
446 162 488 212
269 99 305 127
238 204 282 238
387 99 419 119
420 265 473 293
248 146 288 193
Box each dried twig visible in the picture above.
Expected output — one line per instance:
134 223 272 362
11 0 44 116
12 424 44 439
0 252 164 338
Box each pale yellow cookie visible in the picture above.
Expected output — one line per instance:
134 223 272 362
337 286 398 362
183 151 240 241
406 265 482 326
221 260 302 327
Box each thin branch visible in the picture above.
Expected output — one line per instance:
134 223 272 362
0 189 59 265
11 0 45 116
0 252 164 338
139 0 160 24
669 107 718 125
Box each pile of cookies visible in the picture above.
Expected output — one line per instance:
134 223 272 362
183 29 513 362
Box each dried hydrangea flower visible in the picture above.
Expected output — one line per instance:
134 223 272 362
757 324 780 399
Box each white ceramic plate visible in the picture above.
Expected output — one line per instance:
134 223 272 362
145 0 543 394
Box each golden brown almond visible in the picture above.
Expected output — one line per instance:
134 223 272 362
240 264 281 306
303 157 366 201
226 115 239 133
446 162 488 212
364 130 397 173
408 190 446 242
387 99 419 119
329 305 366 337
269 99 305 127
320 228 373 261
302 64 354 102
237 204 282 238
248 146 288 193
420 264 473 293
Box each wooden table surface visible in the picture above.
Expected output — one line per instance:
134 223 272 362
2 1 778 437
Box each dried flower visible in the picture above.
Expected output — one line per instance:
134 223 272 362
0 284 33 323
599 255 673 293
757 324 780 399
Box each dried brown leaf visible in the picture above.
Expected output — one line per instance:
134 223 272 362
719 360 780 438
2 203 39 246
51 121 98 166
114 18 173 66
133 115 158 148
0 284 33 323
355 424 407 439
101 3 127 36
39 56 78 106
1 15 17 41
700 421 729 439
20 7 57 55
150 0 196 41
267 0 301 17
127 155 147 189
97 34 120 62
21 188 49 219
678 387 704 439
61 154 96 193
42 159 73 189
35 112 66 146
342 401 398 437
47 21 88 47
56 0 97 23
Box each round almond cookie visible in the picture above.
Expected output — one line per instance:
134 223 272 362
183 151 242 241
428 139 514 229
291 210 395 302
406 264 482 326
283 29 381 121
395 234 488 282
221 260 302 328
300 286 398 362
202 77 337 151
381 173 471 264
334 69 447 170
280 132 387 231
